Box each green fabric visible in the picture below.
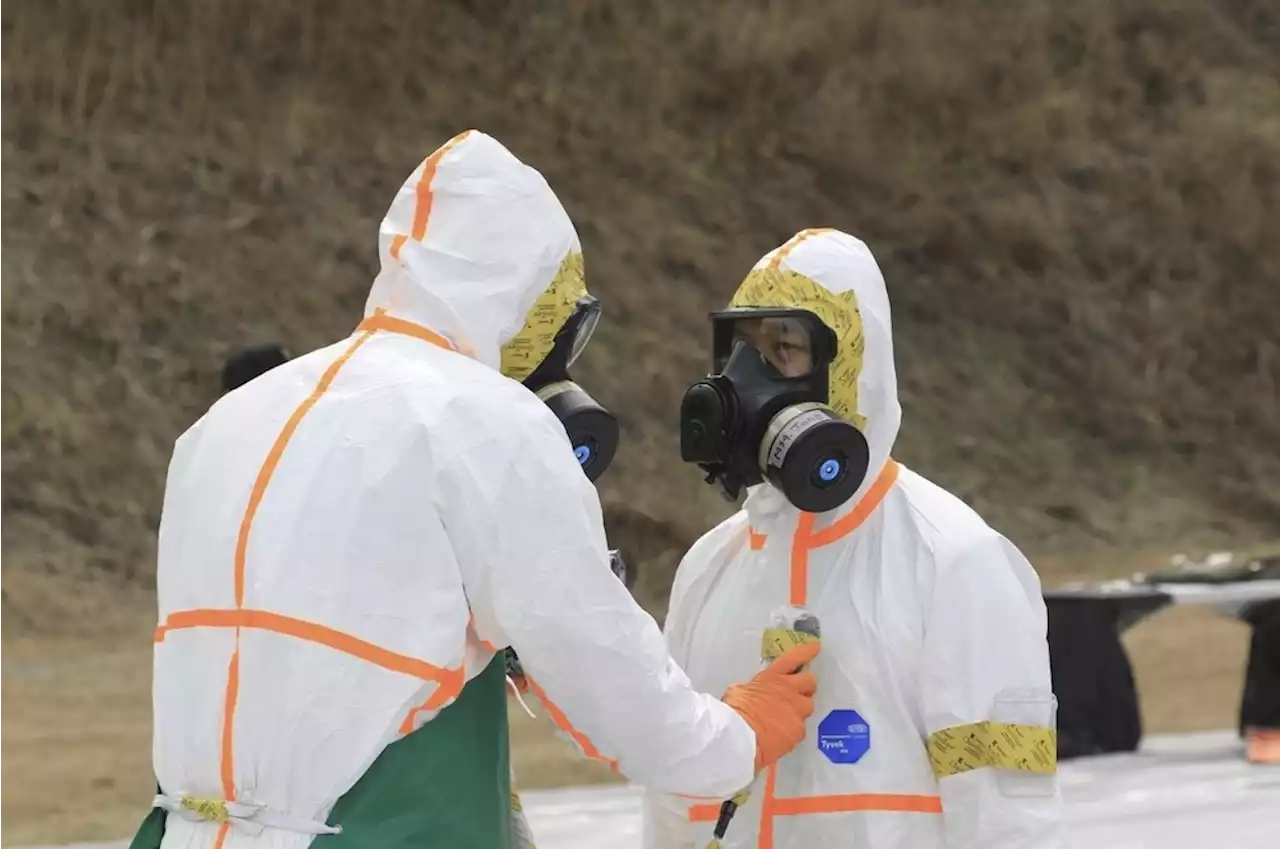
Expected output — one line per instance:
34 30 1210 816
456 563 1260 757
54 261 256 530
317 653 511 847
127 805 166 849
128 654 512 848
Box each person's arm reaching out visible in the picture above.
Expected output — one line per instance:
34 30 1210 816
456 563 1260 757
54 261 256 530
437 386 815 798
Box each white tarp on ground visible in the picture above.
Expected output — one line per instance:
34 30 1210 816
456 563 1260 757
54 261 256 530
25 732 1280 849
518 731 1280 849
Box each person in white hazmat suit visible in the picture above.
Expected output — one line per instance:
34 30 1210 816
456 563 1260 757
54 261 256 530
129 131 821 849
645 228 1064 848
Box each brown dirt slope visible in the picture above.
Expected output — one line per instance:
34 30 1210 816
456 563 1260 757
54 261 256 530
4 0 1280 630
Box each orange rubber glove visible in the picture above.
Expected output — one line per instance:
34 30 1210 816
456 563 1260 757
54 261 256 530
721 641 821 772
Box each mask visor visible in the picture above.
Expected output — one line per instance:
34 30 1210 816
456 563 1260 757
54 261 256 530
565 295 601 367
710 309 835 379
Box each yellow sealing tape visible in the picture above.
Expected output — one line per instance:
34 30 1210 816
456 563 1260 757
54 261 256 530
760 627 820 662
499 251 587 382
730 266 867 430
179 795 230 823
927 721 1057 780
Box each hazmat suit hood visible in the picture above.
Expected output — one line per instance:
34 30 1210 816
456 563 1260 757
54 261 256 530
732 228 901 513
365 130 586 376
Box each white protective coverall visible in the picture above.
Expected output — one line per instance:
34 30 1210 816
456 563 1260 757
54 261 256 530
150 130 758 848
643 229 1064 849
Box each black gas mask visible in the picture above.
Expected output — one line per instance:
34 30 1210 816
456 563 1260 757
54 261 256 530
521 294 619 483
679 308 869 513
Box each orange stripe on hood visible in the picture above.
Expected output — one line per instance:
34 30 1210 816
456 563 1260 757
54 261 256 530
389 130 474 260
767 228 834 269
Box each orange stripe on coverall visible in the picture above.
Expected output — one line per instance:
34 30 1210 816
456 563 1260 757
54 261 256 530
356 312 457 351
788 513 817 606
232 326 379 609
208 314 459 819
689 771 939 849
215 323 379 810
400 612 499 734
693 460 906 844
686 788 943 821
804 460 900 550
525 676 620 772
389 130 474 260
759 766 780 849
747 460 901 604
155 608 466 696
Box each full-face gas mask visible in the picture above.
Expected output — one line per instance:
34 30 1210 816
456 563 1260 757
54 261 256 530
520 294 619 483
679 308 869 513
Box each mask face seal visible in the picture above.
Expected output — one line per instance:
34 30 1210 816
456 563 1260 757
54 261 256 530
523 295 619 482
679 308 869 513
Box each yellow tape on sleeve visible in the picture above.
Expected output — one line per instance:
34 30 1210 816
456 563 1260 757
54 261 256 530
927 721 1057 780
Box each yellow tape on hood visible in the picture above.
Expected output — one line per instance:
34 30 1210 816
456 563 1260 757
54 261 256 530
729 267 866 429
500 252 588 381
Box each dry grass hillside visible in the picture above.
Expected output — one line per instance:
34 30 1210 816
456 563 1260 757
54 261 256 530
3 0 1280 619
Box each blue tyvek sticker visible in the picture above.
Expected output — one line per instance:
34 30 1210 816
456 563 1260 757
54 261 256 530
818 709 871 764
